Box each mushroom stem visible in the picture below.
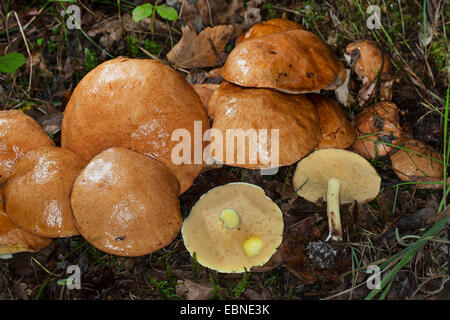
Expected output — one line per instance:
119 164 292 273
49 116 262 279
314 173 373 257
326 178 342 241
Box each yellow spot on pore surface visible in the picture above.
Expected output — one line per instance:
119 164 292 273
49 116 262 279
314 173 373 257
220 208 240 229
242 235 264 257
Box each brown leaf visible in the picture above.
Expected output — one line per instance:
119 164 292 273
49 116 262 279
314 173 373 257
166 24 233 68
176 279 214 300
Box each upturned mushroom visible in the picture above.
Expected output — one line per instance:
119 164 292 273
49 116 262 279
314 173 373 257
0 186 51 257
236 18 305 44
293 149 381 241
181 182 283 273
70 147 182 257
390 138 447 188
220 29 346 93
345 40 395 105
0 110 54 184
308 94 356 149
352 102 402 159
61 57 209 194
207 82 322 169
4 146 87 238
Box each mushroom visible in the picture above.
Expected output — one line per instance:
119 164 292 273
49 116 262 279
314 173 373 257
345 40 395 105
220 29 346 94
61 57 210 194
191 83 219 116
236 18 305 44
4 146 87 238
207 82 321 169
293 148 381 241
352 102 402 159
0 186 51 257
70 147 182 257
390 138 446 188
308 94 356 149
181 182 283 273
0 110 54 184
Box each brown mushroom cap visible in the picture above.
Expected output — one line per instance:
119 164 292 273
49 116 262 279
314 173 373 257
181 182 283 273
390 138 443 182
352 102 402 159
61 57 210 194
4 146 87 238
71 147 182 257
293 148 381 204
308 94 356 149
220 29 346 93
0 110 54 184
0 186 51 255
208 82 321 169
191 83 219 116
236 18 305 44
345 40 392 82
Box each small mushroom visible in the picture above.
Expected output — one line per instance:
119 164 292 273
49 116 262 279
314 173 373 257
207 82 321 168
220 29 346 93
345 40 395 105
352 102 402 159
293 149 381 241
181 182 283 273
4 146 87 238
0 110 54 184
70 147 182 257
308 94 356 149
0 186 51 257
236 18 305 44
390 138 445 187
61 57 210 194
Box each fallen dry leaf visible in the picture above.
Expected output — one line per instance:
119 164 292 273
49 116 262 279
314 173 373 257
167 24 233 68
176 279 214 300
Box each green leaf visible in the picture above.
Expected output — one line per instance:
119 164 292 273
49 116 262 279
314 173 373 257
0 52 26 73
132 3 153 23
156 5 178 21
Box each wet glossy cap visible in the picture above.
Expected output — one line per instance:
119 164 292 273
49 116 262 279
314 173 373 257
181 182 283 273
71 147 182 257
0 110 54 184
293 148 381 204
236 18 305 44
221 29 346 93
207 82 321 169
4 146 87 238
308 94 356 149
61 57 210 194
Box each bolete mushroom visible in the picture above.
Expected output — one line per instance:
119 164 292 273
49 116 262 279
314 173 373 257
0 110 54 184
220 29 346 93
191 83 220 116
181 182 283 273
207 82 321 169
293 148 381 241
236 18 305 44
70 147 182 257
61 57 210 194
4 146 87 238
0 186 51 257
345 40 395 105
308 94 356 149
352 102 402 159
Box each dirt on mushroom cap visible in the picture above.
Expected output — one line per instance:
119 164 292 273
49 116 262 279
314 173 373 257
70 147 182 257
181 182 283 273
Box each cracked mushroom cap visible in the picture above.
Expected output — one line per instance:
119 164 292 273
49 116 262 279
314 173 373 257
345 40 392 82
293 148 381 204
390 138 443 182
308 94 356 149
61 57 210 194
207 82 321 169
220 29 346 93
236 18 305 44
181 182 283 273
352 102 402 159
0 110 55 184
4 146 87 238
71 147 182 257
0 186 51 256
